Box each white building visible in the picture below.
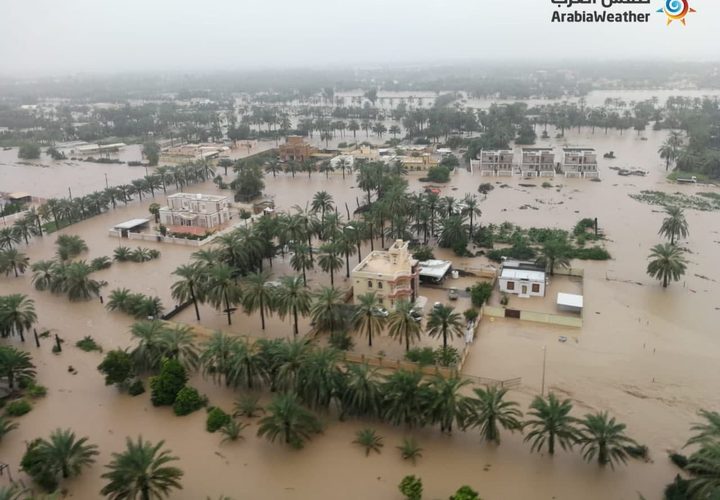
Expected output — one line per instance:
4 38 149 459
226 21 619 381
159 193 230 231
521 148 556 177
562 148 598 178
498 260 547 298
470 150 516 176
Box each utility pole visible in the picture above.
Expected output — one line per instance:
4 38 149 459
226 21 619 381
105 173 109 189
541 345 547 396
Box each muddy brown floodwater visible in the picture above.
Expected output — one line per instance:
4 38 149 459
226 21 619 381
1 125 719 499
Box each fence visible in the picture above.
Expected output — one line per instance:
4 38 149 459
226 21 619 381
0 210 30 226
483 305 582 328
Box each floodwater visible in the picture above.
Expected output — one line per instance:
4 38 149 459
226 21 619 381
1 122 720 499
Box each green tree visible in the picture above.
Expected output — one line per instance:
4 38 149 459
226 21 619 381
150 358 188 406
143 141 161 166
381 370 429 428
353 292 386 348
399 475 423 500
59 261 103 301
290 243 313 287
275 275 312 337
257 393 322 449
426 376 473 434
0 248 29 277
0 294 37 339
686 409 720 447
310 286 346 336
536 237 572 276
339 363 383 419
449 485 481 500
577 412 638 468
97 349 134 387
466 386 523 444
317 243 343 288
18 143 41 160
204 264 242 325
659 205 689 245
0 346 36 390
101 437 184 499
21 429 98 491
426 304 463 350
524 393 579 455
353 428 384 456
233 162 265 202
171 264 203 321
387 299 421 352
685 442 720 499
647 243 687 288
241 270 275 331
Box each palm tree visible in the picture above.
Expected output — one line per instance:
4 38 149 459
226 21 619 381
387 300 421 352
257 393 322 449
577 412 637 468
658 141 674 171
101 437 184 500
30 260 56 291
171 264 203 321
241 270 275 330
686 409 720 447
34 428 99 481
290 243 313 287
0 228 20 250
466 386 523 444
685 442 720 498
129 321 167 373
397 437 423 464
12 218 37 245
274 275 312 336
647 243 687 288
272 338 311 393
310 286 345 336
226 338 267 390
0 346 36 390
426 376 473 434
524 393 579 455
204 264 242 325
659 205 689 245
220 419 248 444
0 294 37 339
60 261 103 301
353 292 386 348
536 237 572 276
311 191 334 225
0 483 29 500
0 415 19 441
159 324 199 372
200 331 240 386
339 363 383 419
317 243 343 288
353 428 384 456
461 194 482 238
297 347 341 410
381 370 429 428
0 248 29 277
426 304 463 350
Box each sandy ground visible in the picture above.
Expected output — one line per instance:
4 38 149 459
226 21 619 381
0 124 719 499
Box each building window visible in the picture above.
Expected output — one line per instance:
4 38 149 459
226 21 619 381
532 283 540 293
506 281 515 291
368 281 373 288
377 281 383 289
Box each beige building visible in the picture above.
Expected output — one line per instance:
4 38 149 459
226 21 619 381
562 148 598 178
470 150 516 176
351 239 420 310
521 148 556 177
159 193 230 233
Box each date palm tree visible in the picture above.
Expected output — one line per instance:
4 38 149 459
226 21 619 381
204 264 242 325
129 321 167 373
426 304 463 350
536 237 572 276
274 275 312 337
685 442 720 499
647 243 687 288
226 338 267 390
159 324 199 372
290 243 313 287
353 428 384 456
171 264 203 321
200 331 240 387
338 363 383 419
387 300 421 352
311 191 334 225
461 194 482 238
686 409 720 447
0 294 37 339
61 261 103 301
0 346 36 390
466 386 523 444
30 260 56 291
273 338 312 393
310 286 345 336
577 412 637 468
353 292 386 348
0 228 20 250
12 217 37 245
0 248 29 277
381 370 429 428
101 437 184 500
0 416 19 441
241 270 275 331
659 205 689 245
34 428 99 481
524 393 579 455
317 243 343 288
426 376 473 434
257 393 322 449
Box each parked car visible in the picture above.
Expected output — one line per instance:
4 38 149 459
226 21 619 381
448 288 459 300
372 307 389 318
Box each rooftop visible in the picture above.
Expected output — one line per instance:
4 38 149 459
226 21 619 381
563 148 595 152
418 260 452 280
113 218 150 230
500 267 546 282
167 193 228 202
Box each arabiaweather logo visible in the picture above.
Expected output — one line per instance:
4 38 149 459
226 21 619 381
657 0 696 26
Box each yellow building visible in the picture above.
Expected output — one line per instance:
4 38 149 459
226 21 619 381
351 239 419 310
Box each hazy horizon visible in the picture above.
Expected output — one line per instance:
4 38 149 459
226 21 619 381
2 0 720 77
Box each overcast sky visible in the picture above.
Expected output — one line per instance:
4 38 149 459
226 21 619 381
1 0 719 76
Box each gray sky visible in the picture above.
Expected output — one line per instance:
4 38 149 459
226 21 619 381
1 0 718 76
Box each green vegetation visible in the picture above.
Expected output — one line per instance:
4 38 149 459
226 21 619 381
76 335 102 352
398 438 423 464
647 243 687 288
469 282 493 307
106 288 164 319
113 246 161 263
98 349 134 386
150 359 188 407
5 399 32 417
173 386 206 416
206 407 232 433
423 165 451 183
399 475 423 500
353 428 384 456
631 190 720 212
18 143 41 160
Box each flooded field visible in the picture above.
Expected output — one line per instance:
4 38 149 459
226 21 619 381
1 120 720 499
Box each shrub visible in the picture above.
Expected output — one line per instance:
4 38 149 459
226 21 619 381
97 350 133 386
128 379 145 396
478 183 494 195
26 383 47 398
541 182 553 188
425 165 451 183
669 452 688 469
624 444 649 460
664 474 690 500
5 399 32 417
149 359 188 406
18 143 41 160
472 226 494 248
206 407 232 433
76 336 102 352
90 256 112 271
405 347 437 366
573 218 596 236
173 386 206 416
412 246 435 261
570 246 611 260
399 475 423 500
450 485 481 500
469 282 493 307
463 309 479 323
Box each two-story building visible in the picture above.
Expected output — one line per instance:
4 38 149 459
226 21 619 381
521 148 556 177
562 148 598 178
470 150 516 176
279 136 317 162
351 239 419 310
159 193 230 232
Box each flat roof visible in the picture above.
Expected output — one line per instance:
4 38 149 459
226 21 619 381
113 218 150 230
563 148 595 152
168 193 227 202
418 260 452 279
500 267 545 282
7 192 31 200
557 293 584 308
522 147 553 151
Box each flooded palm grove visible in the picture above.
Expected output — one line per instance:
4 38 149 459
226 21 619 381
1 82 720 500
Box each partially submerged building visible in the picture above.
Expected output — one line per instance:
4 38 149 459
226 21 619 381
521 148 555 177
470 150 516 176
351 239 419 309
278 136 317 162
498 260 547 298
417 259 452 284
159 193 230 233
562 148 598 178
